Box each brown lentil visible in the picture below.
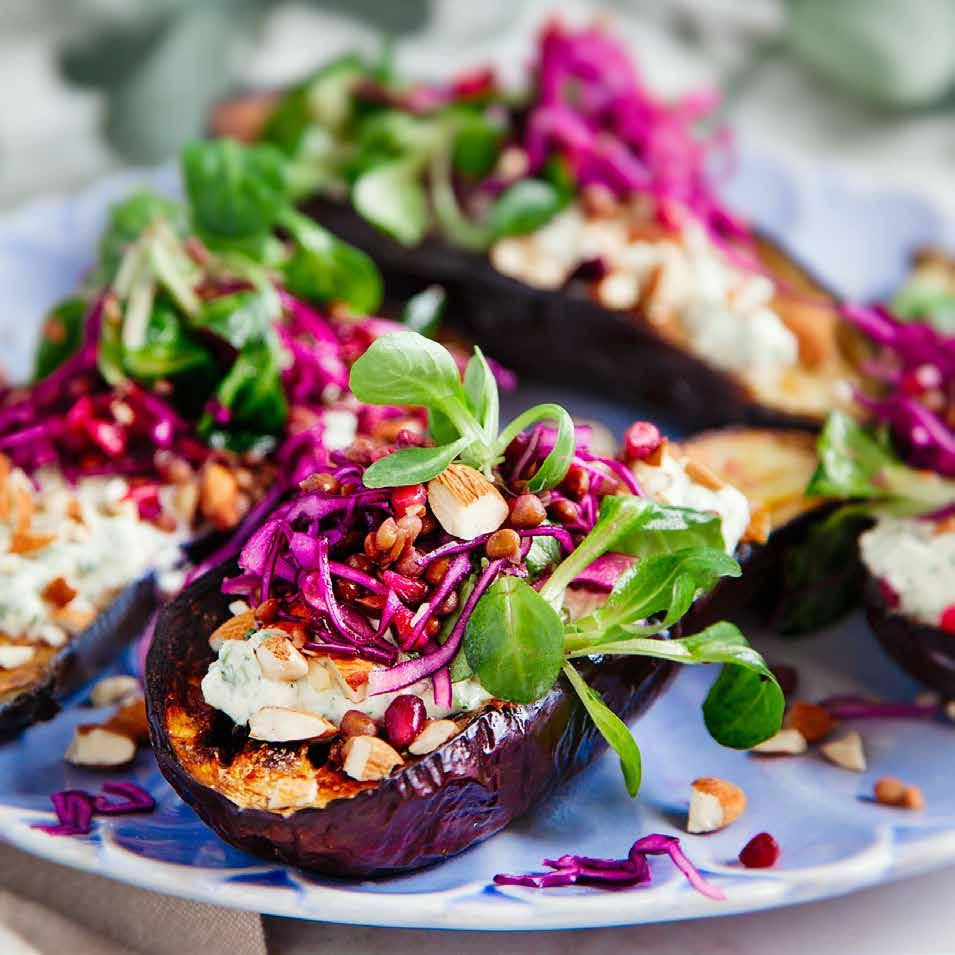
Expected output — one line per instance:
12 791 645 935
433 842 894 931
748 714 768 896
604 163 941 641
397 513 423 543
425 556 451 585
436 589 459 616
299 472 339 494
560 465 590 501
340 710 378 740
425 617 442 638
254 599 279 625
549 499 579 525
376 517 399 551
486 528 521 561
508 493 546 528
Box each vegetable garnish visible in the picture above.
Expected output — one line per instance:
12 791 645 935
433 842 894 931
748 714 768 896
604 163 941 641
221 333 782 795
32 782 155 836
260 21 739 252
843 304 955 477
494 832 725 900
775 410 954 635
0 138 400 524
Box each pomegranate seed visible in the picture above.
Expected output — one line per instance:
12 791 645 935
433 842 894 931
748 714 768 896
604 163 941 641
738 832 780 869
623 421 662 462
391 484 427 516
941 604 955 635
384 695 426 750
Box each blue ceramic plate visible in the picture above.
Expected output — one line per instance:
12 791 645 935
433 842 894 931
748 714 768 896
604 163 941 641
0 155 953 930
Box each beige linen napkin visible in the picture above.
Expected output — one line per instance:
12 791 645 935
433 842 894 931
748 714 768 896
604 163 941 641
0 843 266 955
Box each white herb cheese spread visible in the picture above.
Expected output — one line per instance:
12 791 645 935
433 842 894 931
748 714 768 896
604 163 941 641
859 517 955 628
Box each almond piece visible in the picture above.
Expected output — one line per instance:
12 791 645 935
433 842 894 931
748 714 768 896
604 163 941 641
90 675 141 708
319 656 374 703
199 462 240 531
0 453 10 521
267 776 319 811
105 697 150 745
51 597 97 635
209 609 256 651
41 576 78 608
9 531 56 555
820 731 867 772
408 719 458 756
684 459 726 491
428 464 508 541
785 701 837 742
306 658 333 692
741 506 772 545
254 632 309 682
687 777 746 833
0 645 36 669
65 726 137 768
248 707 337 743
750 728 808 756
341 735 403 782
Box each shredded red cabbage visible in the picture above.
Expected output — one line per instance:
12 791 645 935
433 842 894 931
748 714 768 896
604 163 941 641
843 303 955 476
818 694 941 720
495 832 723 899
523 21 743 243
32 782 155 836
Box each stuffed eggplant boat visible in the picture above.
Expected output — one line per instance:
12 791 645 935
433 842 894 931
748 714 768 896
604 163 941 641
0 137 427 736
796 300 954 690
211 22 859 429
148 332 783 876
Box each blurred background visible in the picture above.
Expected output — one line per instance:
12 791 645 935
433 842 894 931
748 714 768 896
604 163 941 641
2 0 955 214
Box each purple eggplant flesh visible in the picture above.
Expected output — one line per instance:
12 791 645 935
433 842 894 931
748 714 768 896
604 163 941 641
864 573 955 697
146 560 675 877
0 575 158 741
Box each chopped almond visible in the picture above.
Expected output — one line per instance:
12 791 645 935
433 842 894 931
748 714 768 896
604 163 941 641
750 728 808 756
105 697 150 745
248 707 337 743
644 438 668 467
41 576 78 609
65 496 84 524
687 777 746 833
408 719 458 756
341 735 403 782
873 776 923 809
428 465 508 541
51 598 97 635
199 462 240 531
90 675 141 708
820 731 867 772
267 776 319 811
786 701 836 743
11 479 34 533
320 656 374 703
208 609 256 651
741 506 772 545
254 632 309 682
65 725 137 768
0 454 10 521
9 531 56 555
685 459 725 491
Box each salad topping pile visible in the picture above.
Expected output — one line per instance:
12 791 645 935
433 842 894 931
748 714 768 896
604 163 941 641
201 332 783 798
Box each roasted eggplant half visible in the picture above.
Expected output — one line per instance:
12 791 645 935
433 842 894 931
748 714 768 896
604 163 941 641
209 24 862 431
0 576 158 740
679 427 826 629
860 513 955 696
147 560 675 876
147 332 785 877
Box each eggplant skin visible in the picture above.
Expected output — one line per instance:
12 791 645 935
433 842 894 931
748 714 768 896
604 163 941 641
864 573 955 697
300 197 837 431
146 562 675 877
0 575 159 741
